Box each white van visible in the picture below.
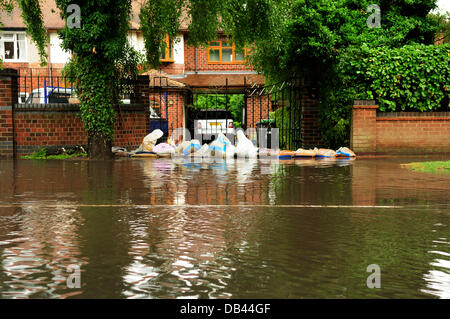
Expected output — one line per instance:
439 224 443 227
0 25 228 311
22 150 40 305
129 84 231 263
195 119 234 135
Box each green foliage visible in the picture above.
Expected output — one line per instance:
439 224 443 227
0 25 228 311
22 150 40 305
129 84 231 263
22 147 87 160
16 0 48 64
139 0 183 67
404 161 450 174
249 0 443 148
54 0 136 155
252 0 441 81
429 12 450 43
340 44 450 112
18 0 282 157
193 94 244 127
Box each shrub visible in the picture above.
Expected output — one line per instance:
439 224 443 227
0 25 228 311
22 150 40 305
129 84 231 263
341 43 450 112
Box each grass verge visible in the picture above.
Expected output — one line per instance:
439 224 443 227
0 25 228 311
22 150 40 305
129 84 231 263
402 161 450 174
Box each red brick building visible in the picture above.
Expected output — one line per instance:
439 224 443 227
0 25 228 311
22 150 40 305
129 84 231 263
1 1 322 156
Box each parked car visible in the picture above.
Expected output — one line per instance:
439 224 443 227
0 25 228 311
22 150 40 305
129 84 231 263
23 87 145 106
25 87 73 104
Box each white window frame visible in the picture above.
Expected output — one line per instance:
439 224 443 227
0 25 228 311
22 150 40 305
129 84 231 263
0 32 27 62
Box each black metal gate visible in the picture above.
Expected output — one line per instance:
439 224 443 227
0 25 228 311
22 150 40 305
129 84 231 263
147 75 303 149
244 79 302 150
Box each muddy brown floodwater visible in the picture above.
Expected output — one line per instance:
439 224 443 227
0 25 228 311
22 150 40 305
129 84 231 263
0 156 449 299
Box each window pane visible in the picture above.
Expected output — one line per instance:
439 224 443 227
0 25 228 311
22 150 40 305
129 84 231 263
17 34 26 41
209 49 220 61
4 41 14 59
160 45 166 60
235 50 245 61
222 48 233 62
222 41 232 48
18 39 26 60
210 41 220 47
1 34 14 40
169 40 173 59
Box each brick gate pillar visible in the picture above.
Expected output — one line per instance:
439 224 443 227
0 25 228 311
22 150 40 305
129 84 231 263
0 69 18 159
300 80 321 148
350 100 378 154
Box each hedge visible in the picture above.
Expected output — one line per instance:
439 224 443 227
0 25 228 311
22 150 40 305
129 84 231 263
343 43 450 112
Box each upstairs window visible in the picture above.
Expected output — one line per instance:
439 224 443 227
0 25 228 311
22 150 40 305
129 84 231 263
0 32 27 62
208 41 247 64
160 35 174 63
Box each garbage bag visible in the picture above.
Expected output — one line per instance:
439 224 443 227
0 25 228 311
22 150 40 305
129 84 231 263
336 147 356 157
142 129 164 152
153 143 175 157
235 130 257 158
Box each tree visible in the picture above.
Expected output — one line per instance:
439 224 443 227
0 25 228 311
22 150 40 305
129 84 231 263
251 0 441 82
15 0 284 159
429 11 450 43
249 0 443 148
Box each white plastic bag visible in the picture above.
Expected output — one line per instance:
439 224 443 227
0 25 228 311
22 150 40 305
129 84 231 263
176 140 202 156
193 144 210 157
235 130 258 158
225 144 236 159
208 133 233 158
315 148 337 158
175 141 191 155
153 143 175 157
336 147 356 157
142 129 163 152
183 140 202 155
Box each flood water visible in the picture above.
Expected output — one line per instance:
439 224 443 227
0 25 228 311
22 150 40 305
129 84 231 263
0 156 449 299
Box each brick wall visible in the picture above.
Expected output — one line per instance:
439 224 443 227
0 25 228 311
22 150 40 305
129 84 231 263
11 104 150 156
13 107 86 155
149 90 186 135
246 95 271 129
0 69 17 158
351 101 450 154
0 70 151 157
159 63 185 75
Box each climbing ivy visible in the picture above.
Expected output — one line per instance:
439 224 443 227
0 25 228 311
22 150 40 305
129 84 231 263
16 0 48 64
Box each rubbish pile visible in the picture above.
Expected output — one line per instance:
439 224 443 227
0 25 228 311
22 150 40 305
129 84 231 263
113 130 357 160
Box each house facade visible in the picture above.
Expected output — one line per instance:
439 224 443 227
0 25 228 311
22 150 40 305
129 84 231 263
0 1 264 88
1 1 320 150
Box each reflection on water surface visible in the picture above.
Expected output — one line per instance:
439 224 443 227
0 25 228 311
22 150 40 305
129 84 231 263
0 157 449 298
